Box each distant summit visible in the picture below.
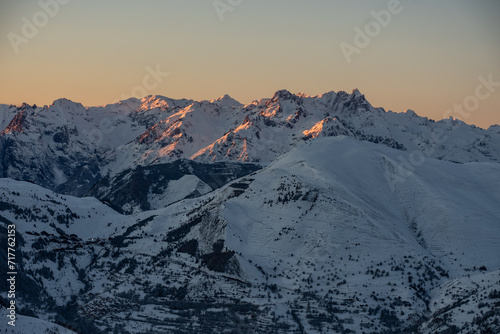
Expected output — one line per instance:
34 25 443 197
210 94 243 108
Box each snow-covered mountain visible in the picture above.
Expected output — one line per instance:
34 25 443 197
1 90 499 202
1 136 499 333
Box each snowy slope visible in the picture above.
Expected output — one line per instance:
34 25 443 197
1 136 499 333
222 136 500 279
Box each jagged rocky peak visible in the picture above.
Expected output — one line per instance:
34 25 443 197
315 89 370 111
270 89 295 101
18 102 36 110
295 92 312 98
1 108 29 134
331 88 375 114
348 88 368 103
317 90 337 98
139 95 193 111
1 102 43 135
210 94 243 108
487 124 500 132
351 88 363 96
405 109 418 117
51 97 85 109
47 98 88 121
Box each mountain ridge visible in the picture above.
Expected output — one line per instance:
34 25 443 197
1 89 499 206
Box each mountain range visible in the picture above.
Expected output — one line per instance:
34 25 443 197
0 90 499 333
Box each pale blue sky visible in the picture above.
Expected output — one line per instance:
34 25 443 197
1 0 499 127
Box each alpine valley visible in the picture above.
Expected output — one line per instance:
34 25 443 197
0 90 499 334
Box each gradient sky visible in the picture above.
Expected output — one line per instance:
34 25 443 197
1 0 499 128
